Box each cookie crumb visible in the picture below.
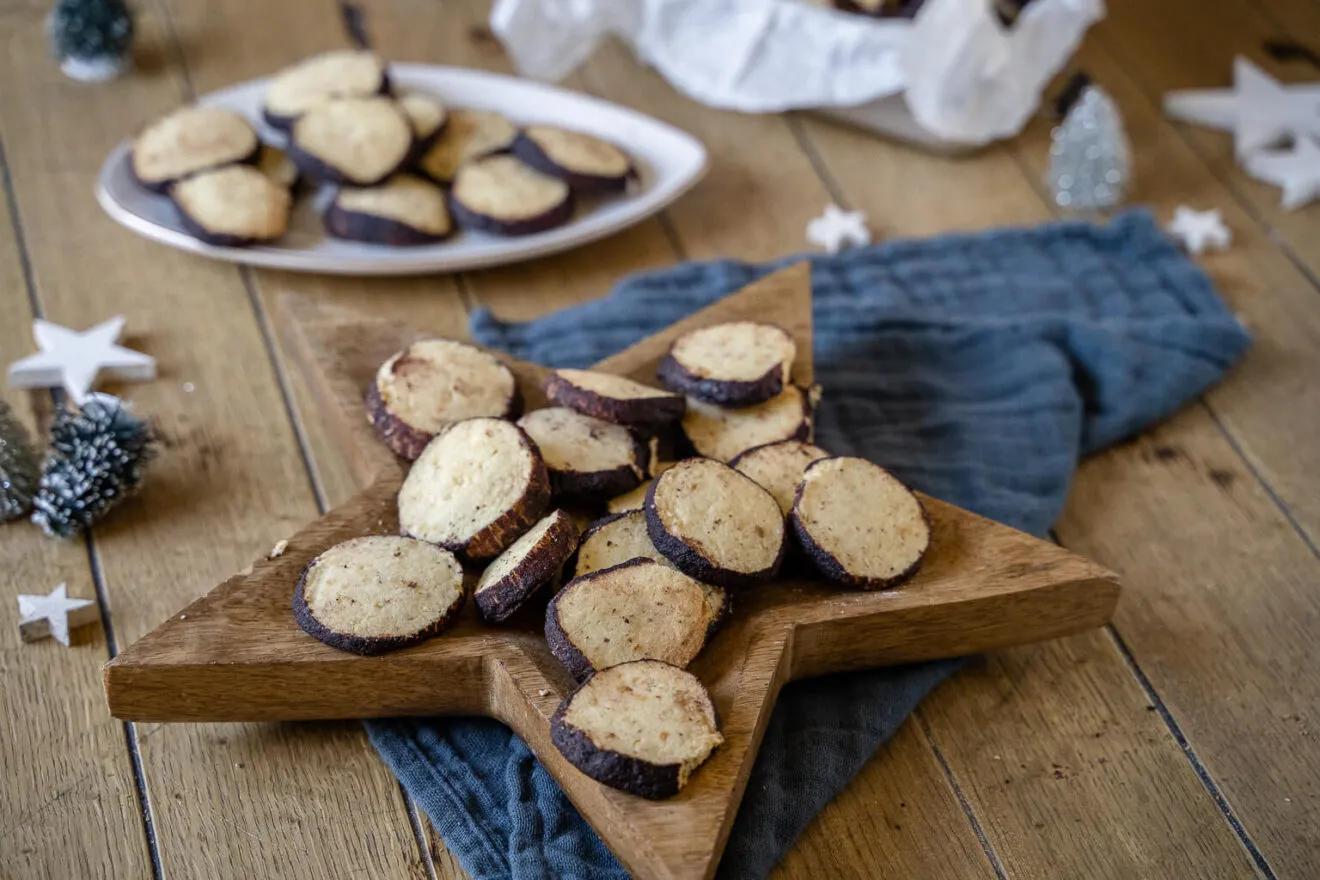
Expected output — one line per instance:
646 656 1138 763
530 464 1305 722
269 539 289 558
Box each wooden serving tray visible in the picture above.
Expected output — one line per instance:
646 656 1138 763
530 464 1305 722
105 264 1120 880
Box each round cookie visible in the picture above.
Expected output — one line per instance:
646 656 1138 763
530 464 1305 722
397 417 550 560
367 338 520 460
132 105 259 192
517 407 647 501
730 440 830 515
645 458 785 587
473 509 579 623
416 108 518 184
262 49 389 129
293 535 464 655
512 125 632 193
170 165 291 247
289 96 414 186
790 456 930 589
544 369 684 427
325 174 452 246
550 660 723 800
545 558 714 680
450 155 574 236
680 384 819 462
573 510 728 634
398 93 448 157
658 322 797 407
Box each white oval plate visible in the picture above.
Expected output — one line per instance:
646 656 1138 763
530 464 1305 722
96 64 707 276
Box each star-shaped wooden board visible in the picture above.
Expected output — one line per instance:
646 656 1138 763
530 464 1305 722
105 263 1120 880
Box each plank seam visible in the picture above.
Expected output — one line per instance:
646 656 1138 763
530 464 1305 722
1104 624 1280 880
148 0 444 875
786 115 850 207
914 712 1011 880
0 132 165 880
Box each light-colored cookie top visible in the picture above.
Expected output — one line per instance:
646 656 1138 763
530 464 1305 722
607 479 652 514
300 535 462 637
553 369 676 401
293 97 412 183
575 512 725 624
337 175 451 235
795 457 929 582
172 165 291 239
518 407 642 477
563 661 722 774
523 126 630 177
682 384 817 462
476 509 572 595
375 338 515 433
650 458 783 574
398 418 538 546
133 106 257 185
264 49 386 119
732 440 830 514
669 321 795 383
418 108 517 182
255 144 300 188
452 156 569 220
398 93 447 141
555 560 709 671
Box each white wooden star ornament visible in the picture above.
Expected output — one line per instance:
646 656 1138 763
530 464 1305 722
806 203 871 253
1167 206 1232 256
1245 136 1320 211
1164 56 1320 160
18 583 100 646
6 315 156 405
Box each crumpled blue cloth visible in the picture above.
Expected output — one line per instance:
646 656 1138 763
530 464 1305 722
367 209 1249 879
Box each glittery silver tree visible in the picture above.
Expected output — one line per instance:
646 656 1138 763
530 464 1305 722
0 400 39 521
1047 84 1130 212
31 394 154 538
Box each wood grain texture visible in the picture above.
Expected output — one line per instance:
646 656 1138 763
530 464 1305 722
0 151 152 880
0 2 428 877
792 83 1277 878
107 266 1119 880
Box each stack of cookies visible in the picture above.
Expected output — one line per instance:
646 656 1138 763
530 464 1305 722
128 49 635 248
290 322 931 799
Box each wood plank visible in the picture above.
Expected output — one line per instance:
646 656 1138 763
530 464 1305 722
792 82 1267 878
1008 36 1320 877
0 2 427 878
1089 0 1320 547
363 2 995 876
0 155 152 880
1096 0 1320 280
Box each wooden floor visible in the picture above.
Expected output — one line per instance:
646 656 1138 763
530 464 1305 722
2 0 1317 877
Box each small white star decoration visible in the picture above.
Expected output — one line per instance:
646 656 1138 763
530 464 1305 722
1245 136 1320 211
18 583 100 646
1167 206 1232 255
7 315 155 404
1164 56 1320 210
806 204 871 253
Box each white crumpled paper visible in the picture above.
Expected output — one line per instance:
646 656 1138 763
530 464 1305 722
491 0 1104 148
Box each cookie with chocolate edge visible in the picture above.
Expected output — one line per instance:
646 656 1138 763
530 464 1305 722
517 407 647 501
397 417 550 560
645 457 785 587
679 384 819 462
326 174 452 246
545 369 684 427
262 49 390 130
416 108 518 184
170 165 291 247
132 105 260 192
545 558 714 680
658 321 797 407
450 155 574 236
474 509 579 622
730 440 830 515
288 97 414 186
292 535 465 655
366 338 520 460
790 456 930 589
512 125 633 194
550 660 723 799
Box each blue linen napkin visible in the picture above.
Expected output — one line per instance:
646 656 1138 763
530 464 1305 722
367 209 1249 879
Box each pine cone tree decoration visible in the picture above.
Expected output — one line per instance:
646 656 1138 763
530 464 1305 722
31 394 154 538
0 400 39 522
